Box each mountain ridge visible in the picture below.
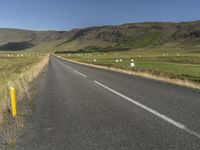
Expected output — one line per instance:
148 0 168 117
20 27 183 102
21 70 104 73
0 20 200 52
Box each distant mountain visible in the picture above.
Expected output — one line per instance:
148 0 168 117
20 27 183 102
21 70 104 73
0 21 200 52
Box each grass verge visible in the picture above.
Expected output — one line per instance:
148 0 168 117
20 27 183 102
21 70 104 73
0 54 49 148
56 50 200 90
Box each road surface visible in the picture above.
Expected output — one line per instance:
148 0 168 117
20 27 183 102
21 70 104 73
15 55 200 150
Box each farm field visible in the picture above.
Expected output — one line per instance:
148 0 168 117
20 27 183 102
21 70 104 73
0 53 42 84
58 49 200 83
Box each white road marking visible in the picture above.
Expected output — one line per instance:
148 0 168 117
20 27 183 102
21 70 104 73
94 80 200 139
55 59 71 69
64 64 71 69
73 70 87 77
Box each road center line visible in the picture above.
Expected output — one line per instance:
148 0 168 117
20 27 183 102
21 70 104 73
73 70 87 77
94 80 200 139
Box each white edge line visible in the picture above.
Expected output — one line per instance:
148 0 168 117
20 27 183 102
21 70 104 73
55 59 71 69
73 70 87 77
65 64 71 69
94 80 200 139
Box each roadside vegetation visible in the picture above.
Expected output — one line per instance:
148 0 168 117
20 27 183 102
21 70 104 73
0 53 48 120
57 48 200 89
0 53 48 147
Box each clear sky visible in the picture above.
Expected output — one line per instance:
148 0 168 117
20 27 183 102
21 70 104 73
0 0 199 31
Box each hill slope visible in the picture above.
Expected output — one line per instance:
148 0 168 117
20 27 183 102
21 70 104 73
0 21 200 52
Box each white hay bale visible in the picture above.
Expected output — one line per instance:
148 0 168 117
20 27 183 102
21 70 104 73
130 63 135 67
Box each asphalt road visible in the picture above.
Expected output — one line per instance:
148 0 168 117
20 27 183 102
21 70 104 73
15 55 200 150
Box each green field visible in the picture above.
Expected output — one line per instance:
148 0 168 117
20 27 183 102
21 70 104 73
58 49 200 83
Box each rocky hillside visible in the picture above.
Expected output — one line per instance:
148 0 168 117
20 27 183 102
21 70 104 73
0 21 200 51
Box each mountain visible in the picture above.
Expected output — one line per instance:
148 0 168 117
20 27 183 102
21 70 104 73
0 21 200 52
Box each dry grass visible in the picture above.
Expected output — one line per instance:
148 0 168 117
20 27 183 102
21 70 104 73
0 55 49 147
56 55 200 90
0 55 49 120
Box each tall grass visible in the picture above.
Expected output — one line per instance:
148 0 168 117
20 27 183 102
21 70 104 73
0 55 49 123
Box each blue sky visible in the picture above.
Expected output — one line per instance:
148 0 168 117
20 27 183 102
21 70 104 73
0 0 199 31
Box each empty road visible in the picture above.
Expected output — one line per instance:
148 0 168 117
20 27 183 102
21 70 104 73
15 55 200 150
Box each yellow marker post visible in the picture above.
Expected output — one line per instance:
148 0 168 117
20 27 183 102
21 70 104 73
10 87 17 117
